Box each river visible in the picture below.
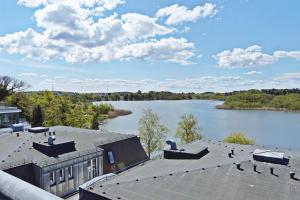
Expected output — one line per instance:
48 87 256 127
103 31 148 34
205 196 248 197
95 100 300 150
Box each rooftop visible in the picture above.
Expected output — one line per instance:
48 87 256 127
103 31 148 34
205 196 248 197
0 126 135 169
0 106 21 114
83 140 300 200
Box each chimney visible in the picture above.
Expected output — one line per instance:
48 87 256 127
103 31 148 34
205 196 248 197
236 163 241 170
16 132 19 137
49 132 52 136
290 172 295 179
253 164 257 172
53 131 56 135
228 153 232 158
270 167 274 175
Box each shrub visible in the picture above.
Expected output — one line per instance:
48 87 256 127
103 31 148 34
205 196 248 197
223 132 255 145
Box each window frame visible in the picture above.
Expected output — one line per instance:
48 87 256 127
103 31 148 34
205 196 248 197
59 168 65 183
68 166 73 179
50 171 56 186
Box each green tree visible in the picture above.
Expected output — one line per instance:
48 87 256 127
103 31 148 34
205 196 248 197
91 112 99 130
31 105 44 127
224 132 255 145
138 109 168 158
0 76 27 101
176 114 202 144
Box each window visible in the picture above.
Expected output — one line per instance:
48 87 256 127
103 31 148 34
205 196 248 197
88 158 98 179
50 171 56 186
59 168 65 182
108 150 115 164
68 166 73 179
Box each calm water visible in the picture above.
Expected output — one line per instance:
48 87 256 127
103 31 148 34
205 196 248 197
95 100 300 150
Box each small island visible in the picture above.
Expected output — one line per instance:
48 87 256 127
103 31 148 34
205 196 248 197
108 109 132 118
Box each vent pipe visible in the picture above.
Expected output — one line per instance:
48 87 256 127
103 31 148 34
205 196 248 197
228 153 232 158
16 132 19 137
236 163 241 170
253 164 257 172
166 139 177 150
231 149 235 155
270 167 274 175
290 172 295 179
48 136 56 145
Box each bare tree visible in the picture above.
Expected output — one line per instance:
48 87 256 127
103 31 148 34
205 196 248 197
0 76 27 101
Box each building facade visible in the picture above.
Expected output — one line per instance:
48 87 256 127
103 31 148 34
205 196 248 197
0 106 21 128
0 126 148 198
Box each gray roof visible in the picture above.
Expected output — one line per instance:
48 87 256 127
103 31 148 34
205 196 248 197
85 140 300 200
0 106 21 114
0 126 135 169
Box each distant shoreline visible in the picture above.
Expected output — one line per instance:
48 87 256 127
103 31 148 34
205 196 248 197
216 104 300 112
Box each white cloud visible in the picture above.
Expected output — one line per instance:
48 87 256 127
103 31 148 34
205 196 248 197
215 45 300 68
244 71 262 75
273 51 300 60
215 45 275 68
115 37 195 65
18 72 48 78
156 3 217 25
0 1 196 65
17 0 125 10
18 72 39 77
54 76 65 79
27 72 300 92
121 13 173 41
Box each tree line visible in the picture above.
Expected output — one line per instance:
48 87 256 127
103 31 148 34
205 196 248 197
220 90 300 111
6 91 113 129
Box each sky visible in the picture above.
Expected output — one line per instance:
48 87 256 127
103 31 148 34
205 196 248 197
0 0 300 93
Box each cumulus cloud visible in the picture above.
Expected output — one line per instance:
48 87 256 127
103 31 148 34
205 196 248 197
17 0 125 11
244 71 262 75
115 37 195 65
215 45 275 68
156 3 217 25
0 0 196 65
215 45 300 68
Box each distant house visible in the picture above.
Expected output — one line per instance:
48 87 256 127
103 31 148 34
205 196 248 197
0 126 148 198
79 140 300 200
0 106 21 128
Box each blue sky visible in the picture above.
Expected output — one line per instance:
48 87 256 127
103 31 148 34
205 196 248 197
0 0 300 92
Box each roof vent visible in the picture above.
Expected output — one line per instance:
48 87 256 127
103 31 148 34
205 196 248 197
236 163 242 170
290 172 295 179
253 149 289 165
166 139 177 150
253 164 257 172
270 167 274 175
48 136 56 145
231 149 235 155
